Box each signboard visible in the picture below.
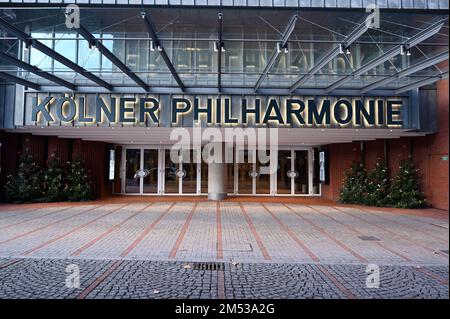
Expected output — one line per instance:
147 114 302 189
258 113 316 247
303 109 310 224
319 150 328 184
108 149 115 181
24 93 406 129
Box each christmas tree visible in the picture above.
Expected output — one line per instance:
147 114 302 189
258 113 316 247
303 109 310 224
5 151 44 203
340 162 367 204
42 154 67 202
66 159 92 201
364 160 390 207
386 157 425 208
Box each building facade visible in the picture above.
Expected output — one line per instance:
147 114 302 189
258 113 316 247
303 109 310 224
0 1 448 208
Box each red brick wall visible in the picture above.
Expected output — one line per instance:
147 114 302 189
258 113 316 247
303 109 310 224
322 79 449 210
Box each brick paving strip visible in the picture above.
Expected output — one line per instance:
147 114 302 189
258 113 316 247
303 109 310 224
316 264 357 299
75 260 124 299
0 205 102 245
71 203 154 256
21 204 130 256
415 267 449 286
308 205 412 262
360 207 449 244
216 202 223 260
0 208 41 221
120 203 176 257
238 202 271 261
0 206 73 232
261 203 320 263
284 204 368 263
333 206 449 260
169 203 199 259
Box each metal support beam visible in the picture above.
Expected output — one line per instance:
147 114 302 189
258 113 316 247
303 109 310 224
360 50 449 94
0 51 76 91
326 18 446 93
141 11 185 91
395 71 449 94
289 11 375 93
217 13 224 92
75 24 149 92
0 17 112 91
255 14 298 92
0 71 39 90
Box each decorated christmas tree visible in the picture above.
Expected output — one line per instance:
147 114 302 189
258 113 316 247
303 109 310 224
386 157 425 208
364 160 390 207
66 159 92 201
340 162 367 204
5 151 44 203
42 154 66 202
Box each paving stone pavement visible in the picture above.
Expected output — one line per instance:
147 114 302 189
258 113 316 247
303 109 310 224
0 258 447 299
0 202 448 299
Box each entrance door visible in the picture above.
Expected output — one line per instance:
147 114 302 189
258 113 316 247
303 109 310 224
124 148 159 194
275 149 314 195
163 148 199 194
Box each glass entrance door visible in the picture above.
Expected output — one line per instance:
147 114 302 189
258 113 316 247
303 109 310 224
125 149 141 194
124 148 159 195
163 148 199 194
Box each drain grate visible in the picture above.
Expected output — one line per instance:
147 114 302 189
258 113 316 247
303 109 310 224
192 262 224 271
358 235 380 241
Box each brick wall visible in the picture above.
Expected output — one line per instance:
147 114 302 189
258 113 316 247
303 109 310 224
322 79 449 210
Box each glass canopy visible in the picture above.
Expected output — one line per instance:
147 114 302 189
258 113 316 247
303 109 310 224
0 7 448 92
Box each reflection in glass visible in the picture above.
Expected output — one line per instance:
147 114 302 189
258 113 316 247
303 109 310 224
237 150 253 194
277 150 291 194
294 151 309 194
143 149 158 194
256 153 270 194
182 150 197 194
125 149 140 193
164 150 179 194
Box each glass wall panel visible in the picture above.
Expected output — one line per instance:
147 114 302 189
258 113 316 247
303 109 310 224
125 149 141 193
30 32 53 70
143 149 159 194
182 150 197 194
79 33 101 71
294 150 309 194
237 150 253 194
256 157 271 194
164 149 180 194
54 33 77 73
277 150 292 194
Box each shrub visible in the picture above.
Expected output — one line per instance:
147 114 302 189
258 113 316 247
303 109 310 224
363 160 390 207
65 159 92 201
42 154 67 202
340 162 367 204
5 152 44 203
386 158 426 208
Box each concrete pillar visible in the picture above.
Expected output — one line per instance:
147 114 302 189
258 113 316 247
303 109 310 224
208 161 227 200
207 142 227 201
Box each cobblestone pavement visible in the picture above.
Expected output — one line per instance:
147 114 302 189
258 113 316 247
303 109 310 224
0 202 448 299
0 258 447 299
